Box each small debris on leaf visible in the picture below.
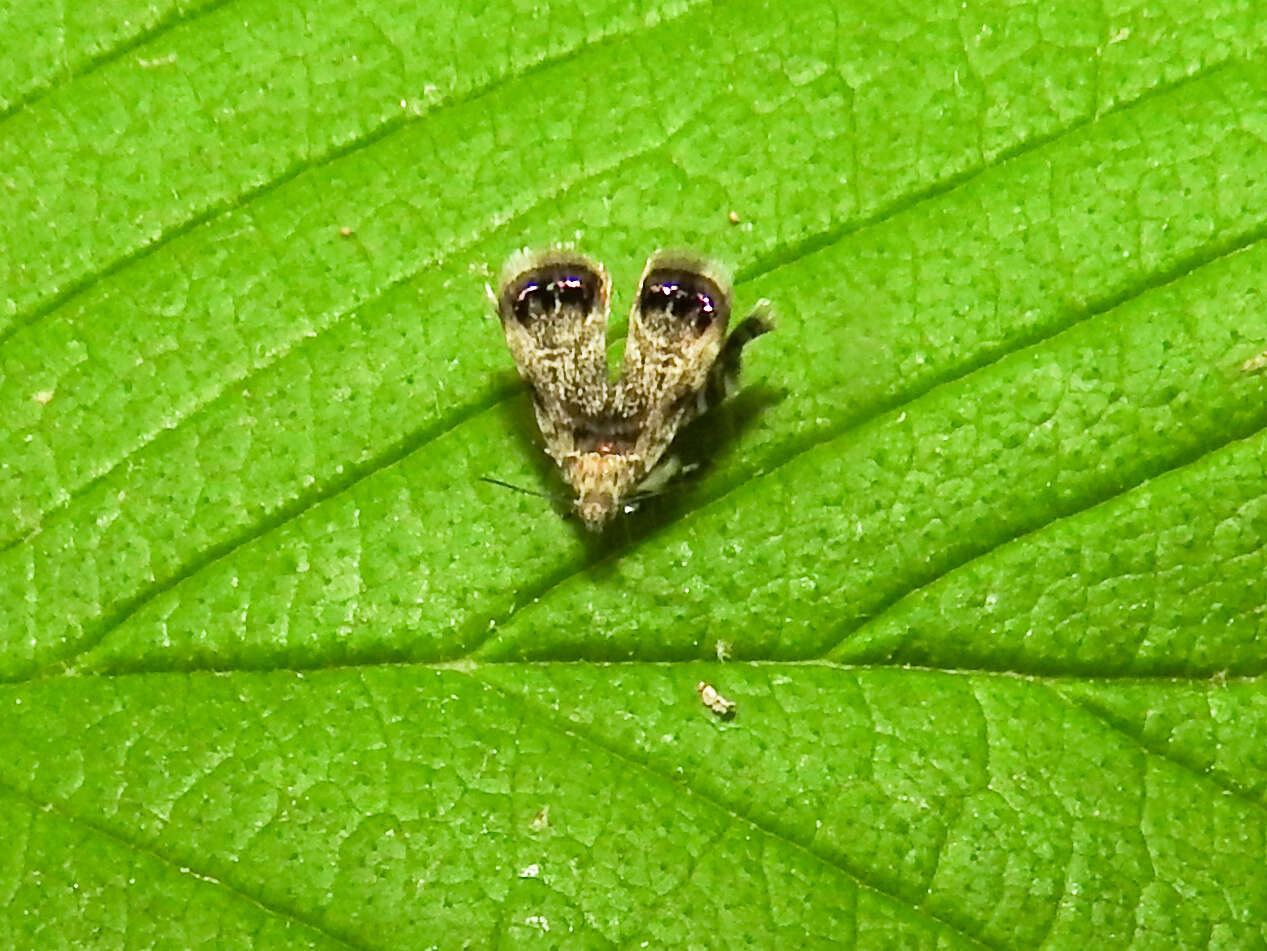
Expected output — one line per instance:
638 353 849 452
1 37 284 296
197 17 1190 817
697 681 737 719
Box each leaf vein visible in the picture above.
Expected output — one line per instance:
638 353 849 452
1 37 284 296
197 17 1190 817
471 670 1001 951
734 58 1247 285
833 413 1267 664
1042 681 1267 826
0 0 711 343
0 777 370 951
0 0 236 125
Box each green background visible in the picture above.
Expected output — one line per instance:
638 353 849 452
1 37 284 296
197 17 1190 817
2 0 1266 947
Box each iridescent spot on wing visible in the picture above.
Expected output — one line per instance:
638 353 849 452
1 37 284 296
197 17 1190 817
639 269 729 334
505 268 598 326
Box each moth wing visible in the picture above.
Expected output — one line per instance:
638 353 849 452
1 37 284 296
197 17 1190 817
496 250 612 457
619 250 732 426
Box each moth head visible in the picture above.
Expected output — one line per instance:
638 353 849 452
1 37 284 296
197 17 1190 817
565 448 634 531
576 490 616 530
496 249 609 348
635 251 732 343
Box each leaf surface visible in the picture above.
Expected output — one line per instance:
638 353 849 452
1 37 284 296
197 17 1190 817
2 1 1266 947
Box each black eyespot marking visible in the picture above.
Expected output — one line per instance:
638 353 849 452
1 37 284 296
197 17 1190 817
639 269 729 333
505 266 598 326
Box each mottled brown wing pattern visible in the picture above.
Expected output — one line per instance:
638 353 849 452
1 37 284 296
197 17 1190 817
619 251 732 429
495 250 613 467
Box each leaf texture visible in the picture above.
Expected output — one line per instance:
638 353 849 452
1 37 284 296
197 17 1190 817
2 0 1266 948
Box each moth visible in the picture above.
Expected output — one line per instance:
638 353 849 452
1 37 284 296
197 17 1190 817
493 248 771 530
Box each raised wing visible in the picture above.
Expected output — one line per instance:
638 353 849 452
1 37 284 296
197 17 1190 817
496 249 612 465
618 251 734 450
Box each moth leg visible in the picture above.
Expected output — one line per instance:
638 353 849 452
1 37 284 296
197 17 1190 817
636 454 684 495
619 454 701 514
703 304 774 409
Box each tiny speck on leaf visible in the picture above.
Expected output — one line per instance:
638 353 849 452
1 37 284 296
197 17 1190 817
697 681 737 719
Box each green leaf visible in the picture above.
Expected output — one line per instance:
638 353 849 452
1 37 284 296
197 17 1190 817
3 0 1266 947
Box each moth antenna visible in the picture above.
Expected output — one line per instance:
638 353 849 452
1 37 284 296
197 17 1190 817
479 476 571 503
